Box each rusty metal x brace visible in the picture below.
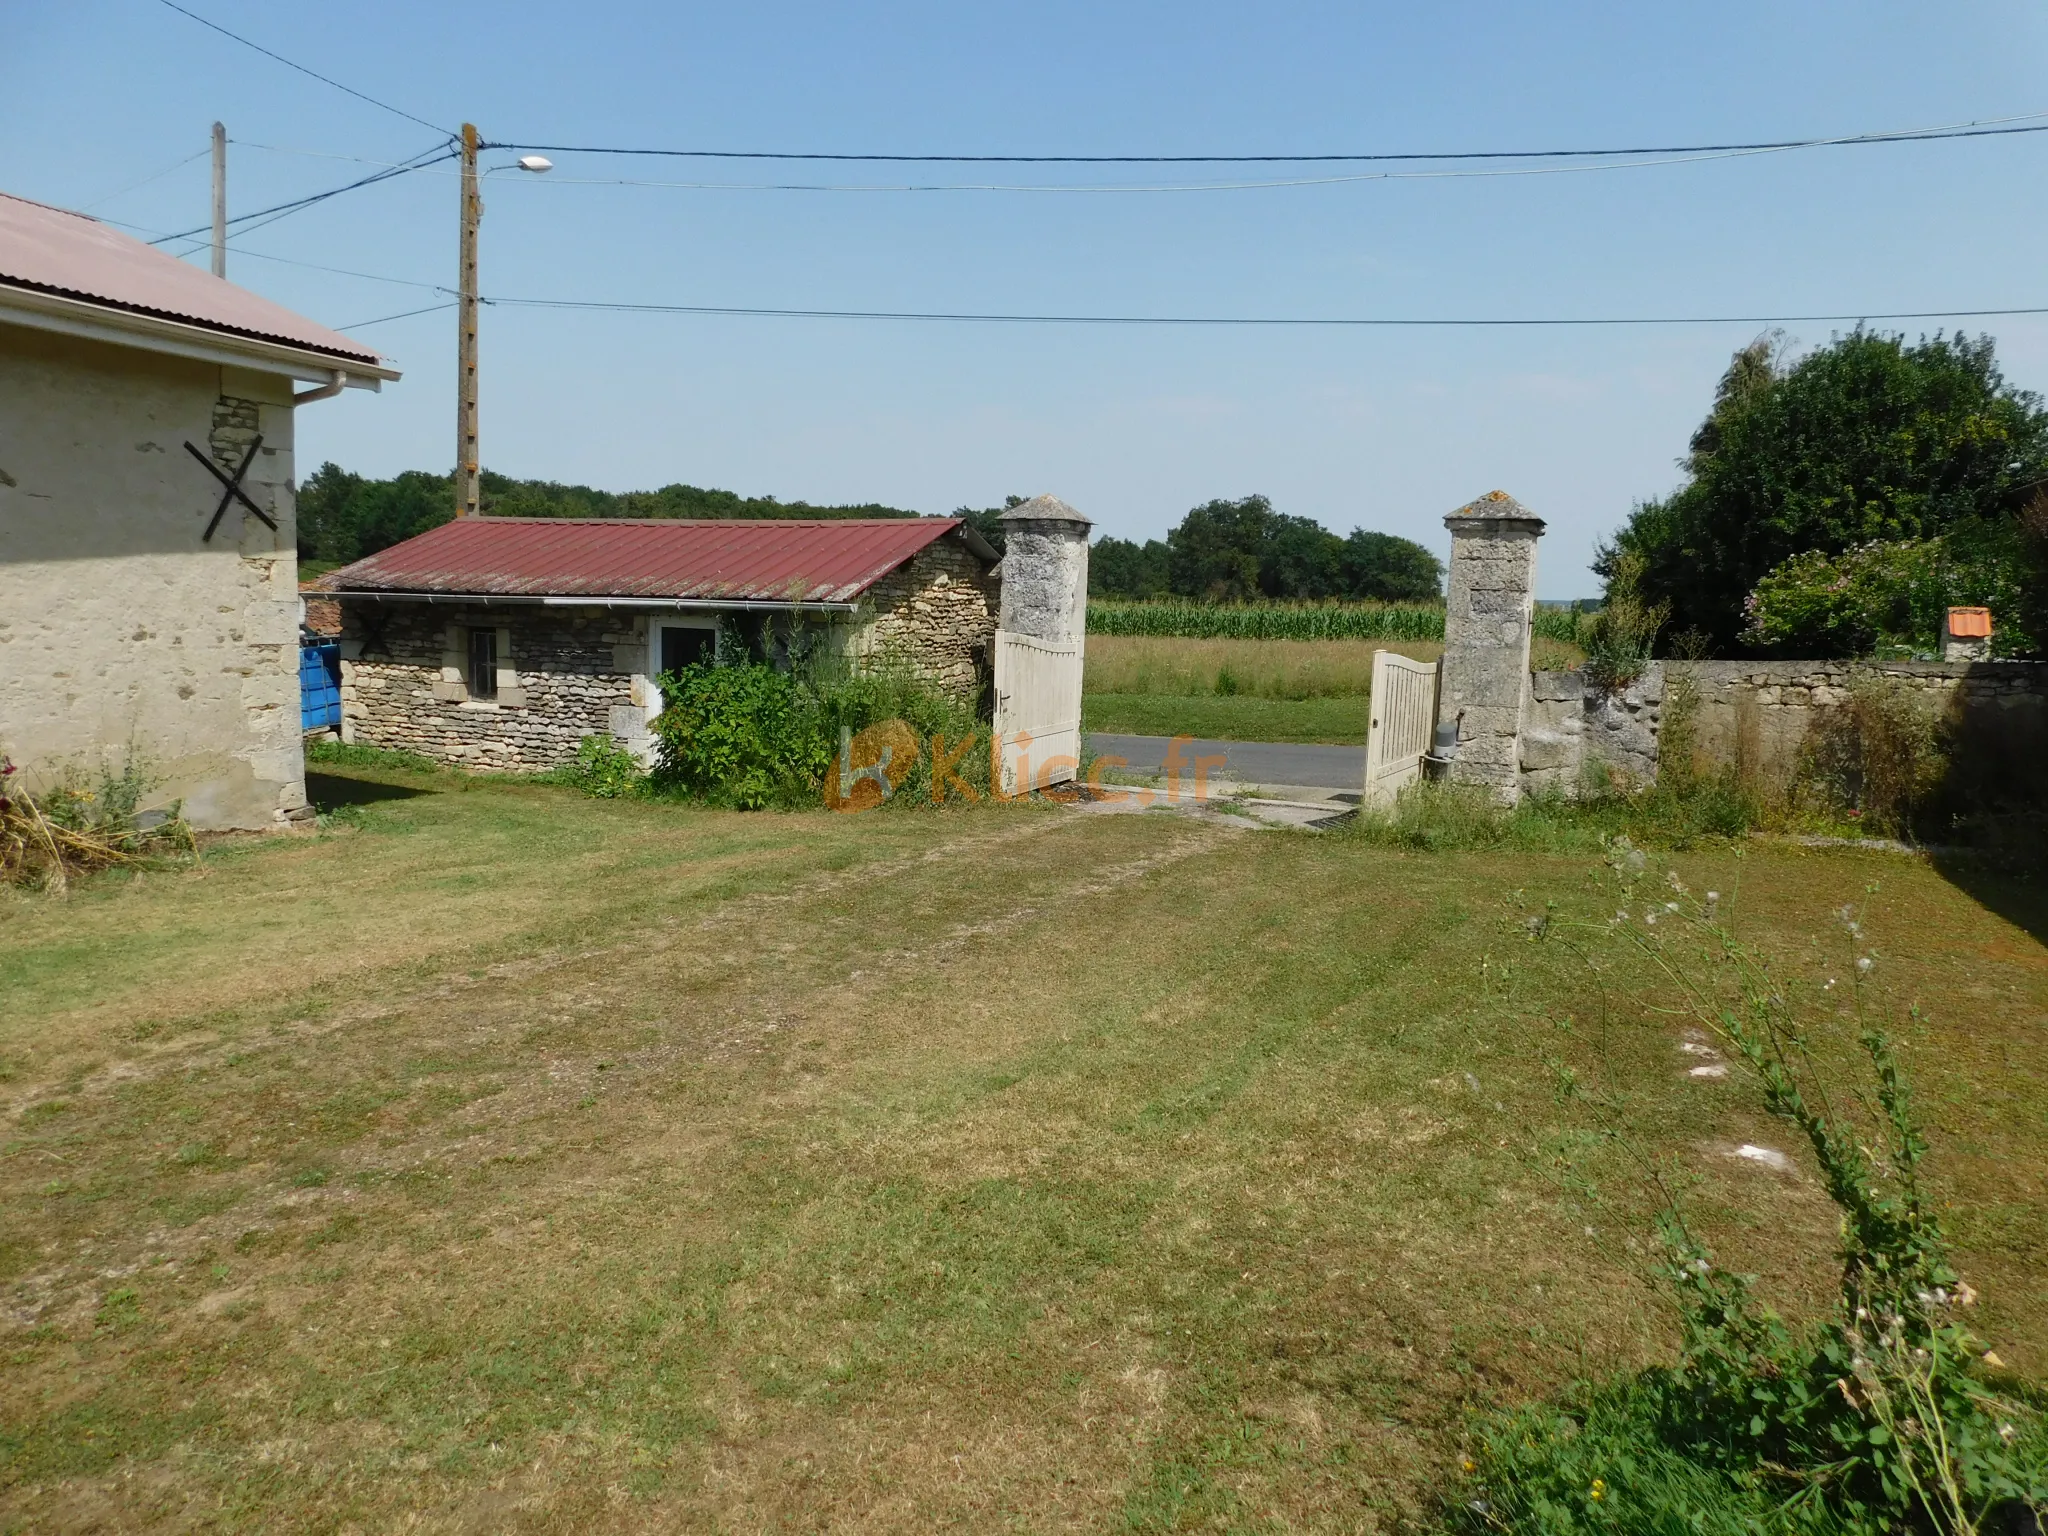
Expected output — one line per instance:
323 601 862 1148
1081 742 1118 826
185 435 276 541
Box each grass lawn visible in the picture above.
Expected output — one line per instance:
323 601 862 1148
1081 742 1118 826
3 764 2045 1531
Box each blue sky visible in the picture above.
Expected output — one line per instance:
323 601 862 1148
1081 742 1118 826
10 0 2048 595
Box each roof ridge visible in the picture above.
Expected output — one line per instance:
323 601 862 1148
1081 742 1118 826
0 190 98 223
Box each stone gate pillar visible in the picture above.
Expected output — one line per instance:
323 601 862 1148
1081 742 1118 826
998 494 1092 643
993 495 1091 790
1438 490 1544 803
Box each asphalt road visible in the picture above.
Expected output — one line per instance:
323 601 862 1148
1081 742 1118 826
1084 733 1363 793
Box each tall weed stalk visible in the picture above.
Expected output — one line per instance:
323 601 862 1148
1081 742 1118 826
1462 845 2046 1534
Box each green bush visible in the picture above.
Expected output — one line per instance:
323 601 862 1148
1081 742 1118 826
561 735 644 799
650 662 830 809
1742 524 2033 658
1583 551 1670 691
648 650 996 810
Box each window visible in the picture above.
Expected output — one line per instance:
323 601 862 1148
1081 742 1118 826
467 627 498 701
658 624 714 676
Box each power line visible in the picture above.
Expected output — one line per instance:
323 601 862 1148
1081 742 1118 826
81 145 211 210
146 142 456 246
342 300 457 330
483 108 2048 166
483 296 2048 328
152 0 452 138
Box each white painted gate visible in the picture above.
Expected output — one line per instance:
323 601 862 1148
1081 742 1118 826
1363 649 1438 806
992 628 1083 794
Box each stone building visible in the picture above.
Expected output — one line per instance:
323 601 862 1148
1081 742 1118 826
0 189 398 829
327 515 1000 770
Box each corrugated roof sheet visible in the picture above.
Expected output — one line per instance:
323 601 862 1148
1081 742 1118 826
0 190 386 368
328 517 986 604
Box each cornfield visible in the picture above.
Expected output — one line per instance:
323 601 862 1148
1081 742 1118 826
1087 599 1588 645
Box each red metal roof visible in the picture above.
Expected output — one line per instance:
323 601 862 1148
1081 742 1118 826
328 517 989 605
0 191 386 369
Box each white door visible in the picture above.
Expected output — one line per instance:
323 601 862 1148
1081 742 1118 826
992 628 1083 794
1363 650 1438 806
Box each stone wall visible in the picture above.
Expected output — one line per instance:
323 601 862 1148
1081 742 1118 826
341 604 638 770
1683 659 2048 798
1520 665 1663 796
848 534 999 703
0 327 308 829
1509 658 2048 802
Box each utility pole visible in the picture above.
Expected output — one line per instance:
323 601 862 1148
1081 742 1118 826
455 122 482 518
210 122 227 279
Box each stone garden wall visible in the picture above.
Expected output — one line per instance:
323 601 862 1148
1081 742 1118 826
1509 658 2048 800
1681 659 2048 797
1520 665 1664 796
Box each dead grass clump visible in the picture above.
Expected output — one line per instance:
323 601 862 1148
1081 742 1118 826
1 754 194 892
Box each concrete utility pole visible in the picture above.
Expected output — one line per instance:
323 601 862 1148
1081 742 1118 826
455 122 482 518
210 122 227 279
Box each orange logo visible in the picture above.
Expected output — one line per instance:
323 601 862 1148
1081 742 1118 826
824 720 920 812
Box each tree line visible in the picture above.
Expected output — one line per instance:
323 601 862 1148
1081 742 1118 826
300 473 1445 607
296 466 924 567
1087 496 1444 602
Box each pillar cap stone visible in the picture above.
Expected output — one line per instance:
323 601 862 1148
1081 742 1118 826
1000 493 1092 529
1444 489 1544 534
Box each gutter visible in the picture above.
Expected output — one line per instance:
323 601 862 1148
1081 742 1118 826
0 281 397 386
329 590 862 613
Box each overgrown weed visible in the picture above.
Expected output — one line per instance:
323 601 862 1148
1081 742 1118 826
1454 846 2048 1534
1 752 195 891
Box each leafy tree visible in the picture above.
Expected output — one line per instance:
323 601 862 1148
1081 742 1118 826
1339 529 1445 602
297 463 450 564
1160 494 1441 602
1605 330 2048 647
1167 495 1273 599
1090 535 1171 597
1259 512 1348 599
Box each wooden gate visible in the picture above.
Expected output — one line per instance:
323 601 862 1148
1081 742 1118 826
992 629 1083 794
1363 649 1438 806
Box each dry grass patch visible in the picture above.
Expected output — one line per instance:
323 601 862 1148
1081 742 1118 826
2 765 2044 1531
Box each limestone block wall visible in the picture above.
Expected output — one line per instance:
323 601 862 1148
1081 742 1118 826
1682 660 2048 797
0 326 307 829
341 604 639 770
845 536 998 703
1519 666 1663 797
1510 659 2047 802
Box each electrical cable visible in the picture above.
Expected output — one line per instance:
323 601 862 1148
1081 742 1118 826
482 295 2048 328
152 0 452 137
341 300 457 330
483 107 2048 166
80 146 211 210
146 142 457 246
